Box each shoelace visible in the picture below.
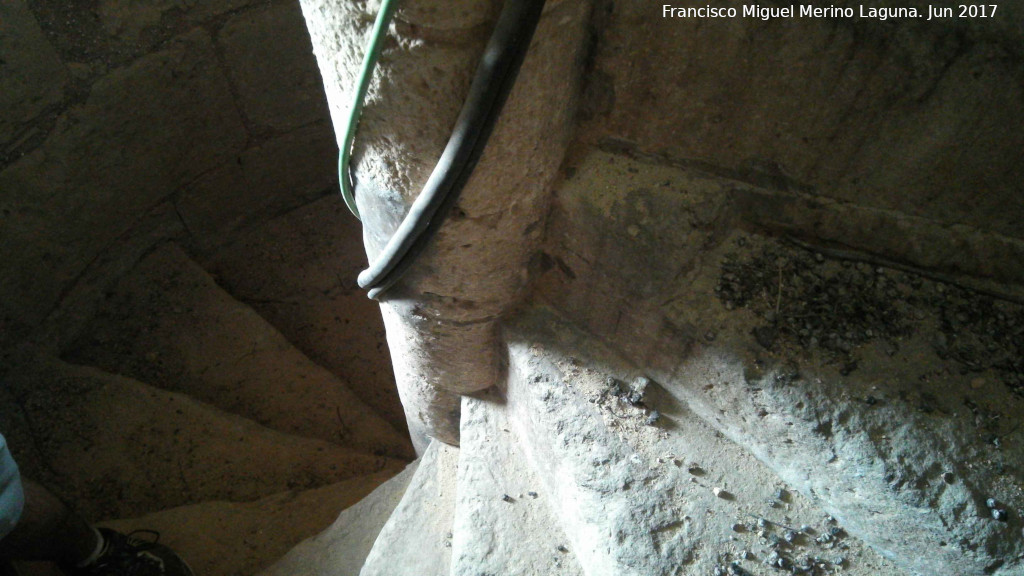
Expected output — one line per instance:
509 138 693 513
90 530 166 576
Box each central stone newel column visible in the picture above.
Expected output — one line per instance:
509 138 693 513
298 0 590 452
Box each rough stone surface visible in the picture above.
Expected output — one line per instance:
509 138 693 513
2 355 404 521
299 0 592 445
451 392 585 576
359 441 457 576
585 146 1024 293
206 196 406 433
535 151 1024 575
0 28 246 340
65 243 413 459
176 122 338 254
261 460 420 576
505 338 693 575
657 234 1024 576
0 0 67 152
102 471 400 576
585 0 1024 239
98 0 258 44
218 1 330 131
505 308 903 576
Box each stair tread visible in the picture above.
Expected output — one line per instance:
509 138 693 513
539 150 1024 575
100 470 403 576
504 308 904 576
4 356 405 521
360 440 457 576
205 195 406 433
260 458 420 576
452 392 584 576
64 243 413 459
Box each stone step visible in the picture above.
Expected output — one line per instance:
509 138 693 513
451 391 584 576
260 459 421 576
64 243 413 460
504 307 904 576
359 440 457 576
3 355 406 522
204 195 407 434
537 149 1024 575
97 471 403 576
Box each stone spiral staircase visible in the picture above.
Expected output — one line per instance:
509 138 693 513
6 150 1024 576
260 150 1022 576
260 305 906 576
1 193 903 576
1 197 417 576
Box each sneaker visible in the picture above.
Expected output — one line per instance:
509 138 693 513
65 528 194 576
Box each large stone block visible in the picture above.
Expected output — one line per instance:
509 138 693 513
537 151 1024 575
176 121 337 250
0 0 67 152
98 0 259 43
587 0 1024 240
0 28 246 332
204 195 406 433
218 1 330 131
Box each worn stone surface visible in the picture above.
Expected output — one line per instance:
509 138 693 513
103 471 401 576
300 0 592 446
505 338 692 576
656 233 1023 576
206 195 406 433
2 355 404 522
535 151 1024 575
261 460 420 576
505 308 903 576
586 0 1024 240
451 392 584 576
0 0 67 152
0 28 246 341
98 0 258 44
218 1 330 131
360 441 457 576
541 148 1024 305
64 243 413 459
176 122 338 253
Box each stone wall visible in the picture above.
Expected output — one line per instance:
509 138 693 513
0 0 337 353
580 0 1024 291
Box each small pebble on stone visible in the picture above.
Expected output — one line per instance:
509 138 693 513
646 410 660 425
556 544 568 553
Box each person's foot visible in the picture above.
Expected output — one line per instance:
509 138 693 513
63 528 193 576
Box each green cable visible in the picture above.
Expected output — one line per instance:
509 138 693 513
339 0 398 220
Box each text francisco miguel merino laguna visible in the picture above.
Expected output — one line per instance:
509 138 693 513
663 4 998 20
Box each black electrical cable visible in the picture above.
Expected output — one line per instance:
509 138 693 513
356 0 547 300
